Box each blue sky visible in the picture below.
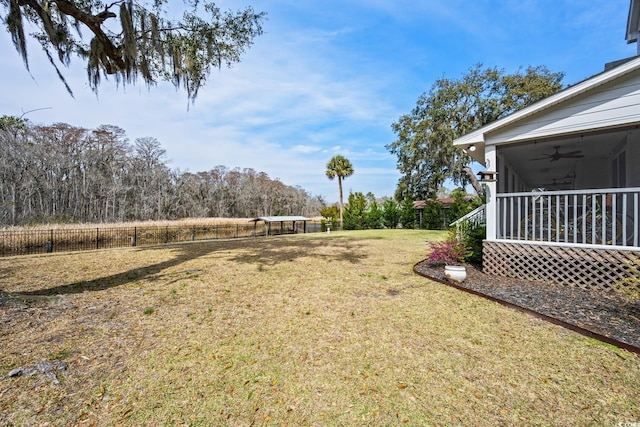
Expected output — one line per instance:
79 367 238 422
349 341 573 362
0 0 637 204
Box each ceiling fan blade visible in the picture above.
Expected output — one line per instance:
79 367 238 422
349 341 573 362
550 153 584 161
530 148 583 161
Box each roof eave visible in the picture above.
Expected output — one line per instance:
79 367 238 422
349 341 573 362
453 56 640 150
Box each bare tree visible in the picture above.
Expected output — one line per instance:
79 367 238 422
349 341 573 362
0 120 325 225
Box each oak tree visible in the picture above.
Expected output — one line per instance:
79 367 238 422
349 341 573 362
387 64 564 201
2 0 265 101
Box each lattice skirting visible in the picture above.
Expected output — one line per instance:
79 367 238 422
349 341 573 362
483 241 640 292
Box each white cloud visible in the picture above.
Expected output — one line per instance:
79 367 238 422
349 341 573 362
1 0 635 206
292 145 322 153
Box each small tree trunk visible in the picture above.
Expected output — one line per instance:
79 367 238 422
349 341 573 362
463 167 484 197
338 177 344 230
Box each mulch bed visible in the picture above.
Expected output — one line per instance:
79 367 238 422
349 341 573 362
414 260 640 351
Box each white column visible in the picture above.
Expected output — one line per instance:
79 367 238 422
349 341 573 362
484 145 497 241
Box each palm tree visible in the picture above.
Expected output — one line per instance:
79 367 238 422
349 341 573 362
325 155 354 230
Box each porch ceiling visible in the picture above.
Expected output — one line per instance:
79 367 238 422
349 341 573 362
498 126 634 190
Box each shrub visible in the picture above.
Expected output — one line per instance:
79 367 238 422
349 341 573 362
343 192 368 230
320 205 339 231
422 199 445 229
399 199 417 229
461 224 486 267
366 199 384 229
381 199 400 228
426 240 468 266
616 260 640 305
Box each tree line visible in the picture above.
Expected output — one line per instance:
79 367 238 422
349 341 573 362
321 189 482 231
0 118 324 226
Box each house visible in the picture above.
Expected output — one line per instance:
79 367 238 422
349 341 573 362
452 3 640 291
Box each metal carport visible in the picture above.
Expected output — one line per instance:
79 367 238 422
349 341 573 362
249 216 311 236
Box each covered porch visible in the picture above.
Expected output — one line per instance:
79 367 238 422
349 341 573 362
453 56 640 291
497 188 640 247
486 187 640 291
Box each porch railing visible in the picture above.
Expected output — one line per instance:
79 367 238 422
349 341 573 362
450 204 486 240
496 187 640 248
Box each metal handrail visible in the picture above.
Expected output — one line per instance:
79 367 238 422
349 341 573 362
450 204 486 227
450 204 486 240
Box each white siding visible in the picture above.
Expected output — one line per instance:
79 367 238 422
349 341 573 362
485 72 640 145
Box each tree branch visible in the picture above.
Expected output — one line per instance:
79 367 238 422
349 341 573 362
463 167 484 197
48 0 125 73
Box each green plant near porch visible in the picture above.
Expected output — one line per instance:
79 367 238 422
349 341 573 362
616 260 640 304
427 222 485 267
426 239 469 266
460 222 486 267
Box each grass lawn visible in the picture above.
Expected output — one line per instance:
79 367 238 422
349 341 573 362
1 229 639 426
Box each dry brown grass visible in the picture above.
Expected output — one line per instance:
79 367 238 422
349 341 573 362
1 229 639 426
1 217 256 231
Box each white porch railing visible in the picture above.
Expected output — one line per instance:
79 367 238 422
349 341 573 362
496 188 640 248
450 204 486 240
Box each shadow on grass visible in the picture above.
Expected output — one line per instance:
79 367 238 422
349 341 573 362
228 234 368 269
0 234 369 300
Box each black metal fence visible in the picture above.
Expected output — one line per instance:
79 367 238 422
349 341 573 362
0 221 322 257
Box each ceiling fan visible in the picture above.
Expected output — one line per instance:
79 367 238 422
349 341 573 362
530 146 584 162
540 178 572 188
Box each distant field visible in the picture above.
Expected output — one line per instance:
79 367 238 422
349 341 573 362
1 229 639 426
1 217 277 231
